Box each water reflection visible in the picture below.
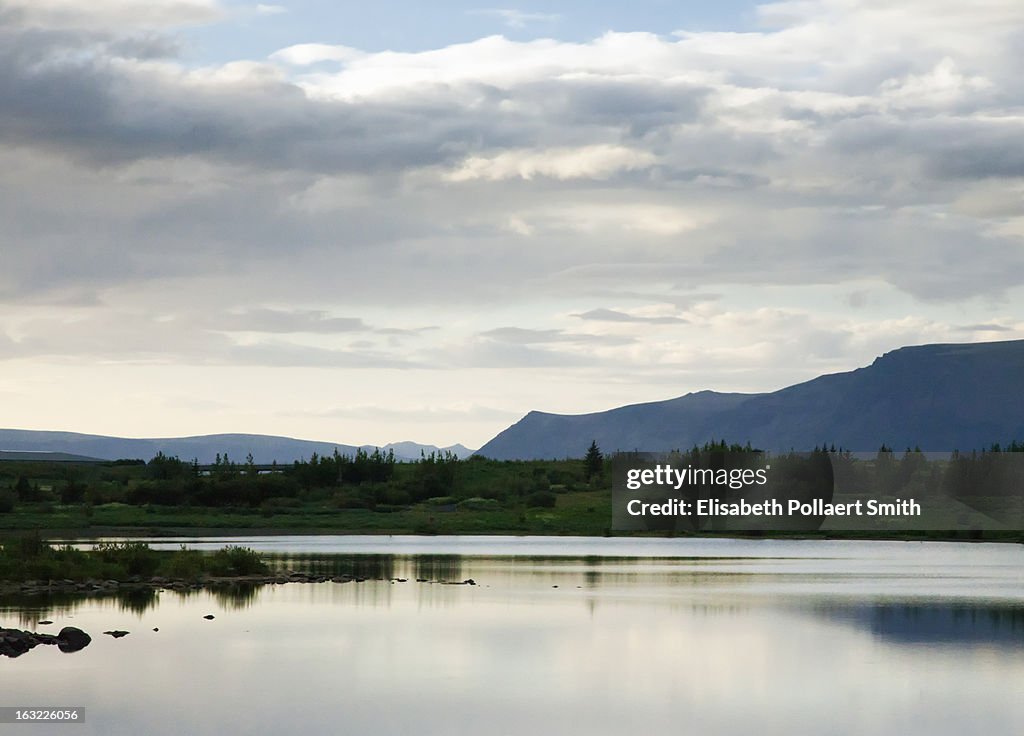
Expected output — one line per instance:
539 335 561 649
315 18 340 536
3 544 1024 736
820 603 1024 646
171 582 261 611
267 552 397 580
5 552 1024 648
0 588 161 627
0 584 265 624
412 554 463 582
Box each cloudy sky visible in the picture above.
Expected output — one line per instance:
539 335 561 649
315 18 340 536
1 0 1023 449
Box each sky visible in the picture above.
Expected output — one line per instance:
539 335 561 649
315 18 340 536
1 0 1023 450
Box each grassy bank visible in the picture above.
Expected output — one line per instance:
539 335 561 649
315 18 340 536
0 489 613 536
0 537 268 583
1 451 1021 543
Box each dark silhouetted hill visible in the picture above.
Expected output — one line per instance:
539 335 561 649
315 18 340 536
0 430 474 464
477 340 1024 459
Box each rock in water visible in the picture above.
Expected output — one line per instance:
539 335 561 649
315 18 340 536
103 630 130 638
203 614 215 620
57 627 92 653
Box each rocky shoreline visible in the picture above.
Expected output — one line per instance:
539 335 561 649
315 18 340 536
0 626 91 657
1 571 478 596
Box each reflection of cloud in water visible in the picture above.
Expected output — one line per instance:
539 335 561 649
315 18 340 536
815 603 1024 647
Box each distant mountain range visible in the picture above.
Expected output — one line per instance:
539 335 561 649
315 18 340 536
477 339 1024 459
0 430 474 465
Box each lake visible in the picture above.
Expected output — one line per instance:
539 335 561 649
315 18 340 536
3 536 1024 735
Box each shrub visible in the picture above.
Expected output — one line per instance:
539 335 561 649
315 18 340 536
458 497 501 511
13 532 49 559
261 496 302 512
207 546 268 576
424 496 458 506
94 541 161 577
525 490 557 508
0 488 15 514
164 546 206 579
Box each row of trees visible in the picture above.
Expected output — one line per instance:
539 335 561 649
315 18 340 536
2 445 603 512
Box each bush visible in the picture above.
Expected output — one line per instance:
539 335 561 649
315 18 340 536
94 541 162 577
261 496 302 512
458 497 501 511
424 496 458 506
206 546 268 576
165 546 206 579
525 490 557 508
13 532 49 559
331 491 371 509
0 488 15 513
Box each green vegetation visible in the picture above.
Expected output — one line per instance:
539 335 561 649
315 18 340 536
0 441 1021 541
0 535 268 583
0 449 609 535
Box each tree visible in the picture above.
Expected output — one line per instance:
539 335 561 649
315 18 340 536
584 441 604 480
14 475 32 501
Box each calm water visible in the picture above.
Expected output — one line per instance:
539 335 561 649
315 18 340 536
3 537 1024 735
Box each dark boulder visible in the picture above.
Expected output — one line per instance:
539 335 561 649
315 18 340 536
57 627 92 653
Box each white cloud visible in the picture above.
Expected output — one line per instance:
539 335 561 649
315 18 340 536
256 3 287 15
3 0 1024 444
445 145 656 182
470 8 560 29
270 43 363 66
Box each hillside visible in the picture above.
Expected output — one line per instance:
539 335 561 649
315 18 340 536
477 339 1024 459
0 430 473 465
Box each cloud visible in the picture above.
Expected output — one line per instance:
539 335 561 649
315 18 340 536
573 308 687 325
270 43 361 66
2 0 223 30
954 323 1014 332
470 9 560 29
446 145 656 182
214 309 369 334
2 0 1024 415
480 326 635 346
255 4 286 15
0 308 411 368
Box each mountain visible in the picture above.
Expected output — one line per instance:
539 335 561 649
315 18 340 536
0 450 105 463
382 441 475 460
477 339 1024 459
0 430 475 465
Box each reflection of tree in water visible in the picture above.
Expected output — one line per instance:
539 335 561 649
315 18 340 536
117 587 159 615
413 555 463 582
209 583 260 611
582 556 604 588
265 553 396 580
1 588 162 626
263 553 470 582
3 600 72 629
168 583 260 611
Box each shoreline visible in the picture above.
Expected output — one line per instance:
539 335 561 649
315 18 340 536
1 570 472 598
26 526 1024 544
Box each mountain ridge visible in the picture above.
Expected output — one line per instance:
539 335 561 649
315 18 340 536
0 429 475 465
477 339 1024 459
